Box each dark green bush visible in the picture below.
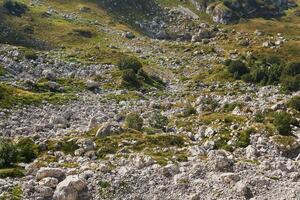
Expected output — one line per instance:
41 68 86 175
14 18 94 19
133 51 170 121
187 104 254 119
227 60 249 79
117 57 142 73
254 112 264 123
284 62 300 76
235 128 254 148
16 138 38 163
0 138 17 168
121 69 141 88
288 96 300 112
182 105 197 117
149 112 168 131
273 112 298 136
3 0 28 17
0 65 5 76
124 113 143 131
24 49 38 60
73 29 93 38
61 140 79 154
281 75 300 92
226 54 299 92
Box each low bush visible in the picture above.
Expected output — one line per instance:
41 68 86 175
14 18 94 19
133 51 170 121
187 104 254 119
3 0 28 17
121 69 141 88
149 112 168 131
0 138 17 168
287 96 300 112
226 55 300 91
24 49 38 60
0 65 5 76
182 105 197 117
254 112 264 123
273 112 298 136
227 59 249 79
16 138 38 163
124 113 143 131
73 29 93 38
117 57 142 73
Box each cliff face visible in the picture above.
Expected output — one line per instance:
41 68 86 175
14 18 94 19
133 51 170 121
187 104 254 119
191 0 295 23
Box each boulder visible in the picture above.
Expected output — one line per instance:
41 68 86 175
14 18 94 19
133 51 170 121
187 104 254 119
122 32 135 39
53 175 89 200
39 177 59 188
95 122 122 137
36 168 65 181
235 181 253 199
208 150 234 172
50 115 68 128
42 69 56 80
36 186 54 198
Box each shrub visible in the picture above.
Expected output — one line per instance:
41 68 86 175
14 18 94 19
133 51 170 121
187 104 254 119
117 57 142 73
227 59 249 79
73 29 93 38
235 128 254 148
182 105 197 117
281 75 300 92
121 69 141 88
0 138 17 168
224 102 242 112
149 112 168 131
0 65 5 76
24 49 38 60
3 0 28 17
288 96 300 112
254 112 264 123
124 113 143 131
16 138 38 163
284 62 300 76
273 112 298 136
61 140 79 154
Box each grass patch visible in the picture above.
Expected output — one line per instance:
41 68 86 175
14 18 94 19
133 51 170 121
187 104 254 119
0 186 22 200
94 132 187 164
0 167 25 178
0 83 77 108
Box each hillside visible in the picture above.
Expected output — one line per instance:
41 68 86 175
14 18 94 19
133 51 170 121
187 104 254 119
0 0 300 200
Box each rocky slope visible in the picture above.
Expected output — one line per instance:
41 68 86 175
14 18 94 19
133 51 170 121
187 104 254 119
0 0 300 200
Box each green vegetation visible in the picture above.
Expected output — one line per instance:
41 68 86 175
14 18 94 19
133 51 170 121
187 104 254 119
0 137 39 168
0 138 17 168
226 55 300 91
124 113 143 131
16 138 38 163
0 168 24 178
149 112 169 131
227 60 249 79
235 128 254 148
288 96 300 112
254 112 265 123
223 102 244 112
0 83 76 108
182 104 197 117
24 49 38 60
117 57 142 73
272 112 298 136
117 57 164 90
3 0 28 17
59 140 79 155
0 65 5 76
95 132 186 164
0 185 23 200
